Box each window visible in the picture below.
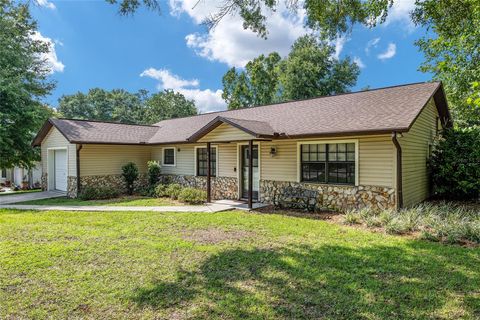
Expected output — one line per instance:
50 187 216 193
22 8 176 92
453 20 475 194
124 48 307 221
163 148 175 166
301 142 356 185
1 169 6 178
196 147 216 176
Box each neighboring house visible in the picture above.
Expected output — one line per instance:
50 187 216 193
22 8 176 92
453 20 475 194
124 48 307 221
0 163 42 188
32 82 451 211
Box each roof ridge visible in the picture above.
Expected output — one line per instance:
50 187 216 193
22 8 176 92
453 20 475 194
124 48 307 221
53 117 160 128
154 81 439 125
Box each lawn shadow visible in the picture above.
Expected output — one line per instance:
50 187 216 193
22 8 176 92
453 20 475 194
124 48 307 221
131 242 480 319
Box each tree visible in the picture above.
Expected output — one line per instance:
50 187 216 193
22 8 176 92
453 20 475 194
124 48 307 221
222 53 281 109
121 162 138 195
57 88 197 124
58 88 147 124
412 0 480 127
144 89 197 123
278 35 359 100
0 0 55 168
222 36 359 109
210 0 480 126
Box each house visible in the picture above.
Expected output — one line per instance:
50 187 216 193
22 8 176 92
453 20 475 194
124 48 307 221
0 163 42 189
32 82 451 211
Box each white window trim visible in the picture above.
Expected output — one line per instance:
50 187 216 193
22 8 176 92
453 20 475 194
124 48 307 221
194 146 219 177
161 147 176 167
236 141 262 200
297 139 359 186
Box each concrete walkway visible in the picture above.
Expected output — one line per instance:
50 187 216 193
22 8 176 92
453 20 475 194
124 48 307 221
0 200 268 213
0 190 65 205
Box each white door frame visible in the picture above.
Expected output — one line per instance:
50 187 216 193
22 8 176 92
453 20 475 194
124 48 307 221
47 147 68 191
236 141 261 201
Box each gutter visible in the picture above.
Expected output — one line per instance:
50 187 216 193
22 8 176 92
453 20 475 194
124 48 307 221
76 144 83 196
391 132 403 209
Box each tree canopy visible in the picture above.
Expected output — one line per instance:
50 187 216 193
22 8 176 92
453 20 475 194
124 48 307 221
212 0 480 127
0 0 56 168
57 88 197 125
222 35 359 109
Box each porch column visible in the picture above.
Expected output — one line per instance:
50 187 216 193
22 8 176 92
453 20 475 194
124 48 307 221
248 139 253 209
206 142 211 203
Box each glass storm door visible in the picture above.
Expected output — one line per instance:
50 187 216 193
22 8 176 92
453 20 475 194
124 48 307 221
241 145 259 200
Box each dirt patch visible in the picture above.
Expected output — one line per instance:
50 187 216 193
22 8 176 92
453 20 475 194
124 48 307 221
182 228 255 244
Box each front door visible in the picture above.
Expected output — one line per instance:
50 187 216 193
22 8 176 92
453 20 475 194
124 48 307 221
241 145 259 200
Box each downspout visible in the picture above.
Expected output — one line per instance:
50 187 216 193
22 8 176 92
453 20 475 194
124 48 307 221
391 132 403 209
76 144 83 197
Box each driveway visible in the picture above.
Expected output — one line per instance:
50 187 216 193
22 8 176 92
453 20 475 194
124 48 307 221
0 191 66 205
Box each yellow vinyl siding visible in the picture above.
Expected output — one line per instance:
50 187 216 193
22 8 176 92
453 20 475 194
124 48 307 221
261 135 394 188
151 145 195 175
198 123 254 142
80 145 151 176
41 127 76 176
261 140 298 182
151 143 238 178
400 98 439 207
218 143 237 178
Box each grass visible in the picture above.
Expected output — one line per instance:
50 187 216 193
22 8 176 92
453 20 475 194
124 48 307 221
1 209 479 319
344 202 480 244
0 189 41 196
14 195 184 206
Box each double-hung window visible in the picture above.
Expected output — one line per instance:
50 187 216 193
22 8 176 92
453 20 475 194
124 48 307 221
162 148 175 166
1 169 6 179
196 147 216 176
301 142 356 185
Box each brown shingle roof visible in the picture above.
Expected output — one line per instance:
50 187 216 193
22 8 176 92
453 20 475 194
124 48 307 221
32 82 450 146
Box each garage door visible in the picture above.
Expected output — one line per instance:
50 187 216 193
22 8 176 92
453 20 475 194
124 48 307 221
54 150 67 191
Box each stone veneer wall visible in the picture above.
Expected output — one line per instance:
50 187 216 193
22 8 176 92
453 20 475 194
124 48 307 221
40 173 78 198
67 176 77 198
41 173 48 191
159 174 238 200
260 180 396 212
79 174 148 196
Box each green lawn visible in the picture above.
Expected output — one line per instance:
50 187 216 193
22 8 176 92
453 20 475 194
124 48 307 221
0 189 41 197
0 209 479 319
14 195 183 206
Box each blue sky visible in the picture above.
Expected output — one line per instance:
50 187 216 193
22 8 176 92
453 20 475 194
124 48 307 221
31 0 430 113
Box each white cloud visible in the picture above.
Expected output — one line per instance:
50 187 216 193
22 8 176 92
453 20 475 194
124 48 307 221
333 36 349 60
377 43 397 60
140 68 225 113
31 31 65 73
35 0 56 10
365 37 380 55
170 0 310 67
353 56 365 69
384 0 416 32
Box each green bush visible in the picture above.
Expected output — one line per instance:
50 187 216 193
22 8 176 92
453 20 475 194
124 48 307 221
147 161 161 187
122 162 139 195
79 186 119 200
429 127 480 200
165 183 182 200
178 187 207 204
154 184 169 198
344 210 361 225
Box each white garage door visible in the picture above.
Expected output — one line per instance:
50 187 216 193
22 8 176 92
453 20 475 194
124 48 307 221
54 150 67 191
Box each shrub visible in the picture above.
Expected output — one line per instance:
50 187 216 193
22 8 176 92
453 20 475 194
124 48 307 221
344 210 361 225
165 183 182 200
79 186 119 200
122 162 139 195
147 161 161 187
178 187 207 204
365 214 382 227
154 184 169 198
429 127 480 200
385 217 411 235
